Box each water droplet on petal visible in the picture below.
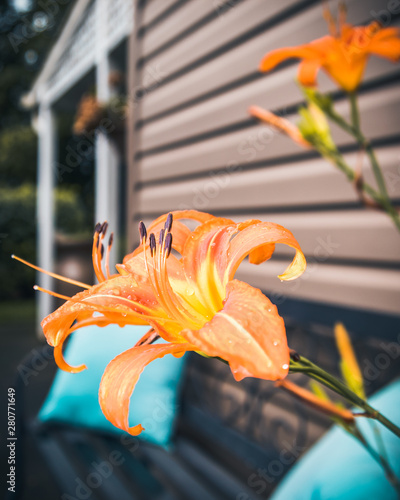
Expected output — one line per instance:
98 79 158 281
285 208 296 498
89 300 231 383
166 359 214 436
282 363 289 370
273 340 279 346
186 288 194 296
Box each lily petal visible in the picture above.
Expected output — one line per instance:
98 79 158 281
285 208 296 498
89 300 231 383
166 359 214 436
41 275 168 347
225 221 306 284
259 45 320 72
181 280 289 382
298 59 321 87
182 217 235 312
99 342 194 434
368 37 400 61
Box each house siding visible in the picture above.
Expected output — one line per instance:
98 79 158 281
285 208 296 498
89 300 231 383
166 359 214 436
127 0 400 320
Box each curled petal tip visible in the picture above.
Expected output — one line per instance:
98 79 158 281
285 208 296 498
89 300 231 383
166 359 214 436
70 364 87 374
129 424 145 436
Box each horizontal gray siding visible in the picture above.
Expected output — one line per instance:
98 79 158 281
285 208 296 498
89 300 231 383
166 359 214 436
128 0 400 315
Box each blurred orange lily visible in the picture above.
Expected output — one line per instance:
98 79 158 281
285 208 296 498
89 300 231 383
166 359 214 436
259 6 400 92
23 211 306 435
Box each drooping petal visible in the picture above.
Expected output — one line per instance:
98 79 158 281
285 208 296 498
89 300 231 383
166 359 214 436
259 44 320 72
224 221 306 284
41 275 170 348
181 280 289 382
54 342 87 373
53 316 114 373
298 59 321 87
368 37 400 61
99 342 195 435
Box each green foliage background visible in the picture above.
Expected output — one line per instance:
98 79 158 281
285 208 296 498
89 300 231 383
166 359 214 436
0 2 94 301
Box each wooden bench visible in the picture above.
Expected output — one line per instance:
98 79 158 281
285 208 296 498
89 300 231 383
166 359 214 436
16 321 398 500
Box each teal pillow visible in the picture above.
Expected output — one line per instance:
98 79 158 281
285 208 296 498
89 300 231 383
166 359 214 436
270 378 400 500
39 325 186 447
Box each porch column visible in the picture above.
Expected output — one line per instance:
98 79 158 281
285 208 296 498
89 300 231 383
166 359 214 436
95 0 119 270
36 103 56 332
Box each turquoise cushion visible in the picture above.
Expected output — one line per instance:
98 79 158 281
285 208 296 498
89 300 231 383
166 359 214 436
39 325 186 447
270 378 400 500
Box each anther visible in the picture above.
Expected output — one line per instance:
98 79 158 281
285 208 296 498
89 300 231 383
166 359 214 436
94 222 102 233
149 233 156 257
164 213 173 232
138 221 147 243
164 232 173 258
100 222 108 236
108 232 114 248
100 243 105 260
159 229 165 246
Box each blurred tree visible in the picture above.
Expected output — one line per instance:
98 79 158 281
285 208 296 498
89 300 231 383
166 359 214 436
0 0 72 130
1 184 90 299
0 125 37 185
0 1 94 300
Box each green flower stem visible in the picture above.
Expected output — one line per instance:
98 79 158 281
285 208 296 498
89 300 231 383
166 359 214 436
349 92 360 132
315 142 400 232
349 93 392 201
350 425 400 496
319 94 400 229
290 355 400 439
305 89 400 231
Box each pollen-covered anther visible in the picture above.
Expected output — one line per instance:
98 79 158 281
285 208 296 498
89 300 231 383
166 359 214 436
138 221 147 244
164 232 173 258
164 212 173 232
159 229 165 246
149 233 156 257
94 222 102 234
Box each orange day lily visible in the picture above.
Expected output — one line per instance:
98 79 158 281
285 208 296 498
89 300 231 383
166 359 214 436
259 5 400 92
15 211 306 436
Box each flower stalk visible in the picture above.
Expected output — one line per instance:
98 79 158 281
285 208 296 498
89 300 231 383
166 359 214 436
289 354 400 439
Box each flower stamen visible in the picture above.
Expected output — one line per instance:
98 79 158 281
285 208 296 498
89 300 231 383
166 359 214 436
105 233 114 279
11 255 91 289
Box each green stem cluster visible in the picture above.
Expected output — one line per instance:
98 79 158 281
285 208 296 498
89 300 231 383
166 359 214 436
290 355 400 495
307 91 400 232
290 355 400 438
